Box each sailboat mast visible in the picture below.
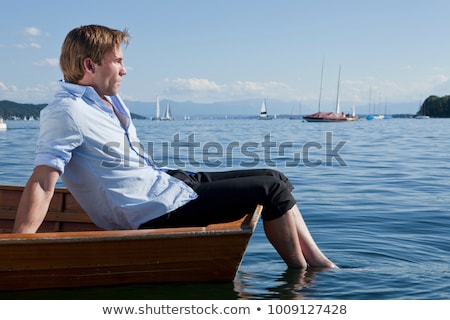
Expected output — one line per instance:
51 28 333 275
335 65 341 114
318 59 324 112
352 94 356 117
155 96 160 119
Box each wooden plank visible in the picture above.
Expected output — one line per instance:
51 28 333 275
0 223 255 290
0 185 99 232
0 185 262 290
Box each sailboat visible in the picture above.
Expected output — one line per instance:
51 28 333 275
383 100 392 119
367 94 385 120
258 99 273 120
303 65 354 122
161 103 174 120
0 117 7 131
346 97 359 121
152 96 161 120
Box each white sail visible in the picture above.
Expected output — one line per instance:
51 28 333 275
260 100 267 116
335 65 341 114
258 99 272 120
161 103 173 120
352 95 356 118
0 117 6 131
155 96 160 119
152 96 161 120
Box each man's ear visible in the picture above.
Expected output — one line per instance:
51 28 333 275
84 58 95 73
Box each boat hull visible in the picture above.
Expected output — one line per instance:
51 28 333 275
303 111 357 122
0 186 261 291
303 117 348 122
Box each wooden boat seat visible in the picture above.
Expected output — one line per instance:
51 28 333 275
0 185 261 234
0 185 102 233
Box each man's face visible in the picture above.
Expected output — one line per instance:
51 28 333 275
92 46 127 97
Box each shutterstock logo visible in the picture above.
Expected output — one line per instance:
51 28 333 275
102 131 347 168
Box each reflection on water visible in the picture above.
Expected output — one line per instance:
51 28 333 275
235 268 322 300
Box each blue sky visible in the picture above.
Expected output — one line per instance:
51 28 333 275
1 0 450 114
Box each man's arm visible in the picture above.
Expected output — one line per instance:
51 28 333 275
12 165 61 233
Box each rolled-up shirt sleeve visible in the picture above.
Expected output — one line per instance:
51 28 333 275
34 102 83 174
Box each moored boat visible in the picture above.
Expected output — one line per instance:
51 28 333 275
303 111 349 122
0 185 261 291
152 96 161 120
0 117 6 130
161 102 174 120
304 65 357 122
258 99 273 120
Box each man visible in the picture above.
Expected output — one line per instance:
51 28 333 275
13 25 337 269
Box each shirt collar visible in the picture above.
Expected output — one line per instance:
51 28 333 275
58 80 131 129
59 81 106 109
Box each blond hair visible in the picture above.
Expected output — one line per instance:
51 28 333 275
60 25 130 83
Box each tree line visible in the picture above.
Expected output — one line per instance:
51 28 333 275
0 100 46 119
0 100 146 120
419 95 450 118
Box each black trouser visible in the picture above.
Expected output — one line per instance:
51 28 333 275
139 168 296 228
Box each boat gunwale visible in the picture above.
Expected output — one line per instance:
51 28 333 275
0 184 262 244
0 222 257 244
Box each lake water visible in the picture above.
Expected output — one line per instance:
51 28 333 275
0 117 449 300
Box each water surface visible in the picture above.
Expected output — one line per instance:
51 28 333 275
1 118 449 299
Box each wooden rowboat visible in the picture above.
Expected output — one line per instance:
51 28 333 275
0 185 261 291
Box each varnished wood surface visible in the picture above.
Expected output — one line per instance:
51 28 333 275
0 185 262 290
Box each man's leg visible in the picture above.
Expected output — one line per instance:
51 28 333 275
148 170 337 269
264 204 337 269
263 206 308 268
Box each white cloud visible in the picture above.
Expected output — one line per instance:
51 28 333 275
0 81 56 103
24 27 42 37
0 82 18 101
15 27 45 50
33 58 59 67
429 74 448 85
0 82 17 93
402 65 413 71
233 81 265 92
167 78 222 91
422 74 450 97
340 71 450 106
432 66 445 72
234 80 290 92
162 78 223 102
159 77 297 102
29 42 42 49
15 42 42 49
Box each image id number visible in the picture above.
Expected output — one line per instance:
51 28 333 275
268 304 347 315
